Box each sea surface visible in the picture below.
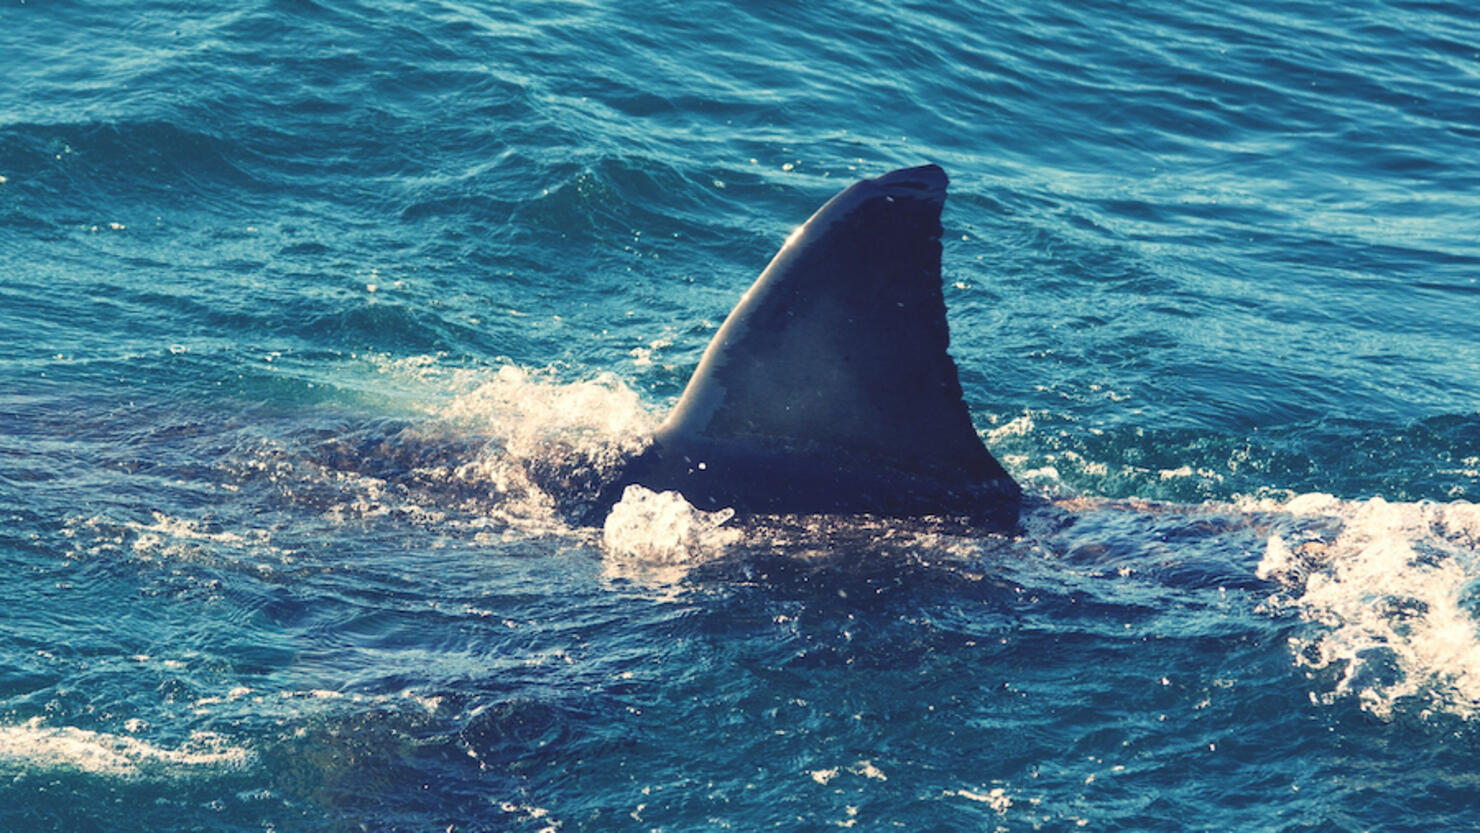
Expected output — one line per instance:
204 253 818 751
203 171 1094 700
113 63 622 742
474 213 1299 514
3 1 1479 830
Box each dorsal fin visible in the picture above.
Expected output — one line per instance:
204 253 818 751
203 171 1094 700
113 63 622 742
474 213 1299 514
614 165 1020 525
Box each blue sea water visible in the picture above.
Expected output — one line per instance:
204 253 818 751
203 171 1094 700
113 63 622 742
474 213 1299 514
3 0 1480 829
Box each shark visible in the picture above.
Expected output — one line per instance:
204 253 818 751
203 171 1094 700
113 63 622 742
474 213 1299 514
580 164 1022 529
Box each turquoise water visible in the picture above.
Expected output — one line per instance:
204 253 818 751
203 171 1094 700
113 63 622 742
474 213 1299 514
3 0 1479 830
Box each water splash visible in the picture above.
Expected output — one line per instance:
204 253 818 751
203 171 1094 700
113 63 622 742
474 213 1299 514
435 363 658 527
438 364 656 464
601 485 740 584
1258 495 1480 720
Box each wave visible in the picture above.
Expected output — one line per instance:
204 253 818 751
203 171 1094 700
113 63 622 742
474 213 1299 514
0 120 258 214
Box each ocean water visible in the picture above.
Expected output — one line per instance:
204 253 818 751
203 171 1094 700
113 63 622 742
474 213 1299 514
3 0 1479 829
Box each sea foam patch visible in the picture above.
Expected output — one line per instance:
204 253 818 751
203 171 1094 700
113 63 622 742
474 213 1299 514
0 718 251 778
1259 495 1480 720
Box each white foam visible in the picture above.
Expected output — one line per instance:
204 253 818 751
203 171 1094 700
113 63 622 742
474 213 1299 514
432 363 660 530
440 364 655 462
986 412 1034 442
1259 495 1480 719
498 801 561 833
0 718 251 777
62 510 282 568
128 512 253 552
602 485 739 584
807 760 887 787
191 359 662 538
809 766 839 785
946 786 1014 814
